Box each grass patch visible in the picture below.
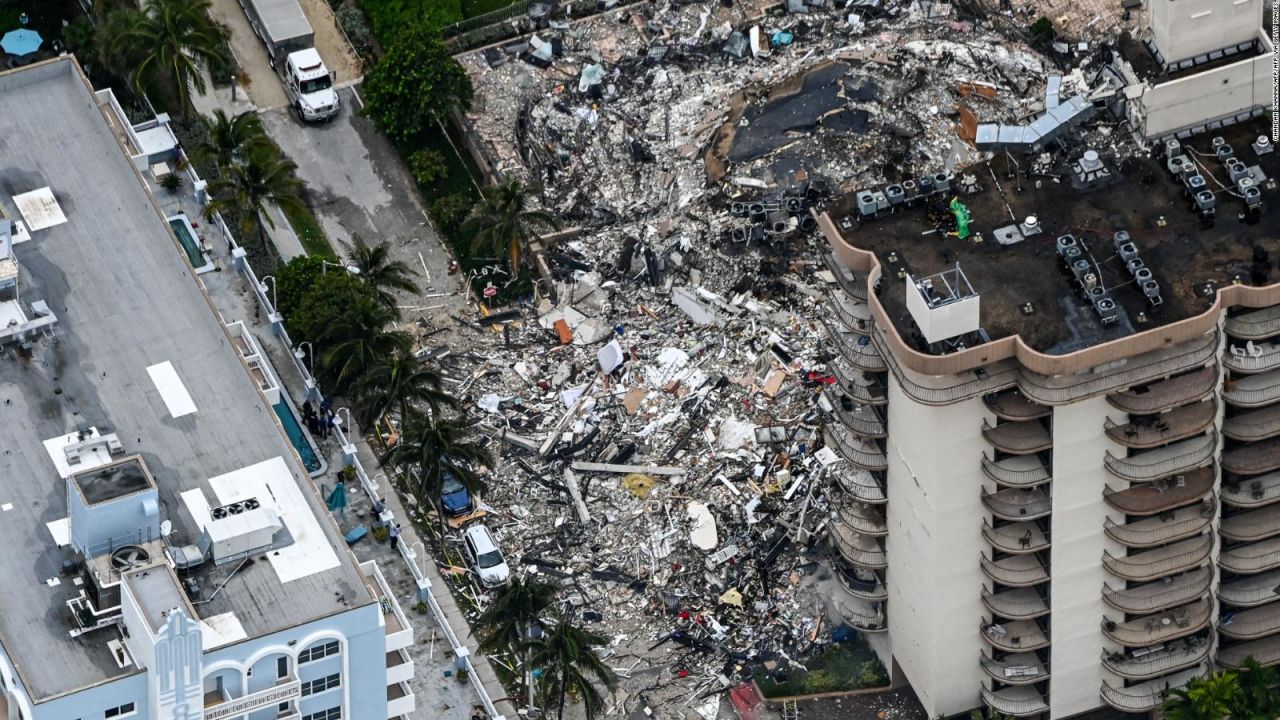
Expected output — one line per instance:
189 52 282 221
461 0 523 18
281 201 336 258
755 638 889 698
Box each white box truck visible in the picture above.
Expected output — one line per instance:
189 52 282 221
240 0 340 122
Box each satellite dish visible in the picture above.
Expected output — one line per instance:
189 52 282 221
160 520 173 537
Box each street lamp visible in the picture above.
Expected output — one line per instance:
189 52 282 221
320 260 359 275
260 275 277 309
293 341 313 370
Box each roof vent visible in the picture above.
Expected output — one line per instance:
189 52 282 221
110 545 151 573
1020 216 1042 236
1253 135 1274 156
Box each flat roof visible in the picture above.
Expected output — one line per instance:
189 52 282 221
72 457 153 505
0 58 370 702
828 118 1280 355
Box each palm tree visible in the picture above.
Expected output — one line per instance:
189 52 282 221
314 297 410 391
197 109 271 171
1234 657 1280 720
1164 671 1242 720
347 236 419 317
350 348 455 427
381 413 492 528
525 616 617 720
205 146 306 257
462 181 561 270
477 577 558 656
115 0 228 116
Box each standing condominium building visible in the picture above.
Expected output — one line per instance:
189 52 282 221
0 58 415 720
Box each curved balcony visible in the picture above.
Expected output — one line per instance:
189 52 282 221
1103 499 1215 548
1022 331 1218 407
1218 635 1280 668
1221 503 1280 543
1222 471 1280 508
1102 534 1213 582
1225 340 1280 374
836 503 886 537
830 357 888 406
1102 567 1213 614
981 619 1049 653
831 465 886 504
832 593 886 633
1226 305 1280 341
1218 568 1280 608
1103 434 1215 482
979 686 1049 717
828 290 871 334
833 402 886 438
1223 437 1280 477
1100 667 1204 713
1107 366 1218 415
1225 368 1280 408
979 653 1049 686
983 520 1050 554
825 426 887 472
982 588 1049 620
1102 599 1212 647
1105 401 1217 449
981 554 1049 587
1101 636 1211 681
982 487 1051 521
981 454 1051 488
982 419 1052 455
829 521 886 570
1219 601 1280 640
1219 536 1280 575
823 318 887 373
832 562 887 602
985 390 1051 421
1224 404 1280 442
869 325 1019 407
1102 467 1215 516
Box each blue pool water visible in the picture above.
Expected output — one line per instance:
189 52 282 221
167 216 206 269
273 401 322 474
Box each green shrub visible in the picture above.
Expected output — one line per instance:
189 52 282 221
409 148 449 186
337 5 375 56
430 193 474 236
357 0 462 41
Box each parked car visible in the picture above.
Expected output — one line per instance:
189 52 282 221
440 471 473 517
462 524 510 588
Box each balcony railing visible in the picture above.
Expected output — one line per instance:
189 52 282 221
1223 403 1280 442
979 652 1049 686
1103 499 1216 548
827 290 872 334
835 503 886 537
982 487 1051 521
829 521 886 569
981 453 1052 488
1226 305 1280 340
1102 467 1215 515
1223 436 1280 476
981 553 1049 587
1222 471 1280 508
1101 636 1211 681
833 562 887 602
1102 533 1213 582
1100 667 1205 713
1107 365 1218 415
869 325 1019 407
833 593 886 632
205 677 302 720
1218 634 1280 668
980 619 1049 652
1102 567 1213 614
361 560 413 653
984 390 1051 421
1219 600 1280 640
1218 567 1280 607
1105 400 1217 449
1101 599 1212 647
833 403 886 438
979 685 1049 717
1103 434 1216 482
1225 368 1280 408
1220 503 1280 543
823 252 867 301
1219 536 1280 574
982 520 1050 554
825 426 887 471
822 317 887 373
982 419 1052 455
830 464 886 504
830 357 888 406
1224 340 1280 374
981 588 1049 620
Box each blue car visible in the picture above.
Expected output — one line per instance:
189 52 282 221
440 472 473 516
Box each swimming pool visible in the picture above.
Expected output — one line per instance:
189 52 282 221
166 214 215 274
273 399 325 477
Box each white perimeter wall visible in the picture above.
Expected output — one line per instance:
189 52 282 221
1136 44 1273 138
1150 0 1261 63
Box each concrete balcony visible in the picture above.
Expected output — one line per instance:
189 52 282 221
1219 536 1280 575
1023 331 1218 407
1223 404 1280 442
387 680 415 719
361 560 413 653
825 426 887 471
1102 467 1215 516
1102 534 1213 582
827 289 871 334
832 593 886 633
1102 567 1213 614
1101 599 1212 647
982 487 1051 522
1103 434 1215 483
979 653 1049 686
1100 667 1204 713
1218 635 1280 668
982 419 1052 455
1223 437 1280 476
1105 401 1217 449
1225 368 1280 408
836 503 886 537
1218 568 1280 607
1226 305 1280 341
979 685 1049 717
984 390 1051 421
982 520 1050 554
386 648 414 686
1225 340 1280 374
829 357 888 405
1101 636 1211 680
204 677 301 720
833 402 886 438
1106 366 1218 415
981 619 1049 652
1104 499 1215 549
829 521 886 570
1219 601 1280 640
982 454 1051 488
831 464 885 504
1222 471 1280 508
1221 503 1280 543
981 554 1049 587
832 562 887 602
981 588 1049 620
823 317 886 373
823 252 867 301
